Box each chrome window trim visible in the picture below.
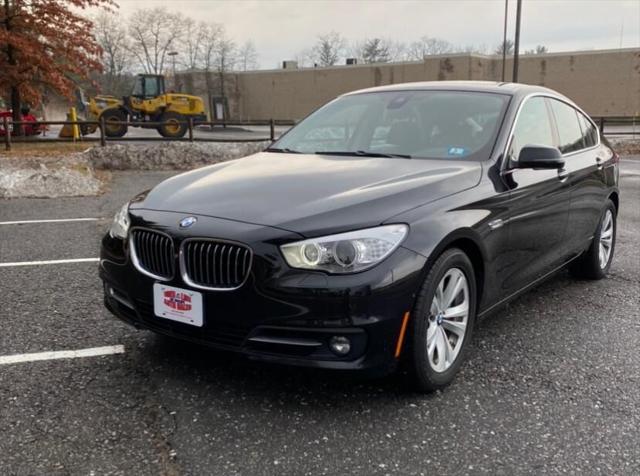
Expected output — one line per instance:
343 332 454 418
179 237 254 292
501 92 601 172
129 227 175 282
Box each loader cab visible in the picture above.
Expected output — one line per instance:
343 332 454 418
131 74 165 99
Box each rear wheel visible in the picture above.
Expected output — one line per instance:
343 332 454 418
158 112 187 138
407 248 477 393
569 200 616 280
101 109 128 138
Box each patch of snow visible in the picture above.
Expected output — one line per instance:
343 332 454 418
85 141 270 170
0 164 101 198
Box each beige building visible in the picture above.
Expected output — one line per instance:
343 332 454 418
179 48 640 121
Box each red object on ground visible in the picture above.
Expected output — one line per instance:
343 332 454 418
0 110 43 136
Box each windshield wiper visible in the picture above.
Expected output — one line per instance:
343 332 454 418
315 150 412 159
265 147 302 154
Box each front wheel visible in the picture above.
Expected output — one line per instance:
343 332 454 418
569 200 617 280
407 248 477 393
101 109 128 138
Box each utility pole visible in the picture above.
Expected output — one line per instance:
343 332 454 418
501 0 509 82
168 51 178 90
512 0 522 82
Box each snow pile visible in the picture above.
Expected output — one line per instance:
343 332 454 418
85 141 270 170
0 163 102 198
0 142 269 198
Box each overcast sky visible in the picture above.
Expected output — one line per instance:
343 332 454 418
112 0 640 69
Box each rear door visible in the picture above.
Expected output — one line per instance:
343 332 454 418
501 96 571 294
547 99 606 253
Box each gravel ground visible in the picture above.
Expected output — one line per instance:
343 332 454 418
0 159 638 475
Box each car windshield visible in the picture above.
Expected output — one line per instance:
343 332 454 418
272 90 510 160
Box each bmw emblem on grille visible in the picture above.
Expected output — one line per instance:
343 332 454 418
179 216 197 228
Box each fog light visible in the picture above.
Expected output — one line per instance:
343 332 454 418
329 336 351 356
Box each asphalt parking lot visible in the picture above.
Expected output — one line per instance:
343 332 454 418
0 159 638 475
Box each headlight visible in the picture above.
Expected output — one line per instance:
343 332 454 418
280 224 408 274
109 202 130 239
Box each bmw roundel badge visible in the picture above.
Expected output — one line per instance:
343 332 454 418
179 216 197 228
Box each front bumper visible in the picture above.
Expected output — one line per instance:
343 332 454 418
100 210 427 374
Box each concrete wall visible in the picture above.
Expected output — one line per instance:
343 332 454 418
180 48 640 121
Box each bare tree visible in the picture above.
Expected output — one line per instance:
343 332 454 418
355 38 391 64
214 36 236 96
199 24 235 117
93 11 131 95
407 36 454 60
293 48 314 68
128 7 186 75
459 44 489 55
182 19 208 70
237 40 258 71
387 40 408 62
525 45 549 54
495 39 515 55
312 31 346 66
200 22 223 97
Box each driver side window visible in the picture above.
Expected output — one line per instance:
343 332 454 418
510 97 554 160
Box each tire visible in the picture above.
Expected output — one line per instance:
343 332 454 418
101 109 128 138
80 122 97 136
569 200 616 280
158 112 187 138
407 248 477 393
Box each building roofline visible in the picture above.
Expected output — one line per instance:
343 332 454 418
175 46 640 76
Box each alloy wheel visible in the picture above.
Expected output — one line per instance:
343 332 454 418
599 209 614 269
427 268 469 373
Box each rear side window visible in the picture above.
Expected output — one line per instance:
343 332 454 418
549 99 585 154
577 113 599 148
510 97 554 160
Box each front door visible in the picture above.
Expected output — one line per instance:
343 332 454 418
501 96 571 294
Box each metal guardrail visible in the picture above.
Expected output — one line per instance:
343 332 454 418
593 116 640 137
1 116 637 152
1 117 296 151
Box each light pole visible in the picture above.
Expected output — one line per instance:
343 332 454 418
501 0 509 82
168 51 178 90
512 0 523 83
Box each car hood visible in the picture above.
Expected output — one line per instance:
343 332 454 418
131 152 481 236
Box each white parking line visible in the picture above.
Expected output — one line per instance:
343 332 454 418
0 218 101 225
0 258 99 268
0 345 125 366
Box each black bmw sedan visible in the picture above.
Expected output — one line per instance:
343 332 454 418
100 81 619 392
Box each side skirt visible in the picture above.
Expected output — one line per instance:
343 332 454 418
476 252 582 320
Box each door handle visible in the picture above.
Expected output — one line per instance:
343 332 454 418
596 157 604 170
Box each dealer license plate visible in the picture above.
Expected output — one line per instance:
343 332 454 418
153 283 203 327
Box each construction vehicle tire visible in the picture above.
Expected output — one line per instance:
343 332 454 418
80 123 97 136
101 109 128 138
158 112 188 138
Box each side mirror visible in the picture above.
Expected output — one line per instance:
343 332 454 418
514 145 565 169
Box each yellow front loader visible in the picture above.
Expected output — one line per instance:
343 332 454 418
85 74 207 138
